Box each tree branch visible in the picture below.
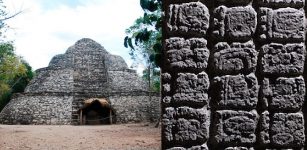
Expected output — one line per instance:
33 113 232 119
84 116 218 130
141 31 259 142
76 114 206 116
0 10 23 21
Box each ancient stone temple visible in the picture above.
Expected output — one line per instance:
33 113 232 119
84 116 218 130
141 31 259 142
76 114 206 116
162 0 306 149
0 38 160 125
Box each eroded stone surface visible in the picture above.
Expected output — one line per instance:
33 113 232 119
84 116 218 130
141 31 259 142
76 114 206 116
262 76 305 112
162 0 306 149
172 93 208 107
213 110 259 145
261 43 305 76
271 113 305 147
167 2 210 37
224 147 254 150
212 41 257 74
166 144 208 150
259 111 270 145
175 72 209 93
162 107 210 147
257 0 305 8
212 6 257 41
212 74 258 109
258 8 305 42
171 72 209 107
165 38 209 70
216 0 252 5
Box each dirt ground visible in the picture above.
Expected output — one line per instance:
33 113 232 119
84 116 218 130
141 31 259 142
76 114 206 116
0 123 161 150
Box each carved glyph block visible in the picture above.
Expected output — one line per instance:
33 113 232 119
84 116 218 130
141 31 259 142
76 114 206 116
162 107 210 147
165 38 209 70
213 6 257 41
216 0 252 5
212 74 259 109
261 43 305 76
262 77 305 112
213 41 257 74
172 72 209 107
258 8 305 42
271 113 305 147
257 0 305 8
213 110 259 145
166 2 210 37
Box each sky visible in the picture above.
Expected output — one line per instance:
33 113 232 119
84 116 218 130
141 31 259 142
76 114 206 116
2 0 144 73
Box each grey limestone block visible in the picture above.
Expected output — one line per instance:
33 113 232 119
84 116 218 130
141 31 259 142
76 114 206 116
261 43 305 76
265 148 304 150
172 92 208 107
163 106 209 122
175 72 209 93
162 106 210 148
259 111 270 145
212 110 259 145
224 147 254 150
216 0 252 5
162 72 173 105
212 6 257 41
257 0 305 8
261 76 305 112
212 41 258 75
271 113 305 147
212 74 258 110
166 2 210 37
171 72 209 107
258 7 305 42
165 37 209 71
166 144 208 150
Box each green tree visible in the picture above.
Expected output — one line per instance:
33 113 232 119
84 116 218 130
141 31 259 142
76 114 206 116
124 0 162 92
0 1 31 110
0 42 33 111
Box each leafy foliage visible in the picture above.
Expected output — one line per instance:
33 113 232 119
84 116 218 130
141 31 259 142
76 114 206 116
0 43 33 110
0 42 34 110
0 2 33 110
124 0 162 92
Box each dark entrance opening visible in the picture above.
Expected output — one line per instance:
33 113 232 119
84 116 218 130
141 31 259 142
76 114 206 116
79 99 115 125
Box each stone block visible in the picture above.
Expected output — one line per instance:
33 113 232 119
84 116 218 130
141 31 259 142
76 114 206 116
175 72 209 93
258 8 305 42
165 38 209 70
212 6 257 41
163 106 209 122
213 41 257 74
265 148 304 150
213 110 259 145
172 93 208 107
172 72 209 107
261 43 305 76
259 111 270 145
166 2 210 37
162 107 210 147
257 0 305 8
216 0 252 5
162 72 172 95
224 147 254 150
271 113 305 147
262 76 305 112
212 74 258 109
166 144 208 150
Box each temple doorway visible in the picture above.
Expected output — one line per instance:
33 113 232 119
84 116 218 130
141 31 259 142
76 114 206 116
79 98 115 125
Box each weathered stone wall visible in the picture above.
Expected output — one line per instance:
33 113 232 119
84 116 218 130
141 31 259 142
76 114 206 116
109 95 160 123
162 0 306 149
70 92 160 125
0 93 73 125
25 68 74 93
107 71 149 93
